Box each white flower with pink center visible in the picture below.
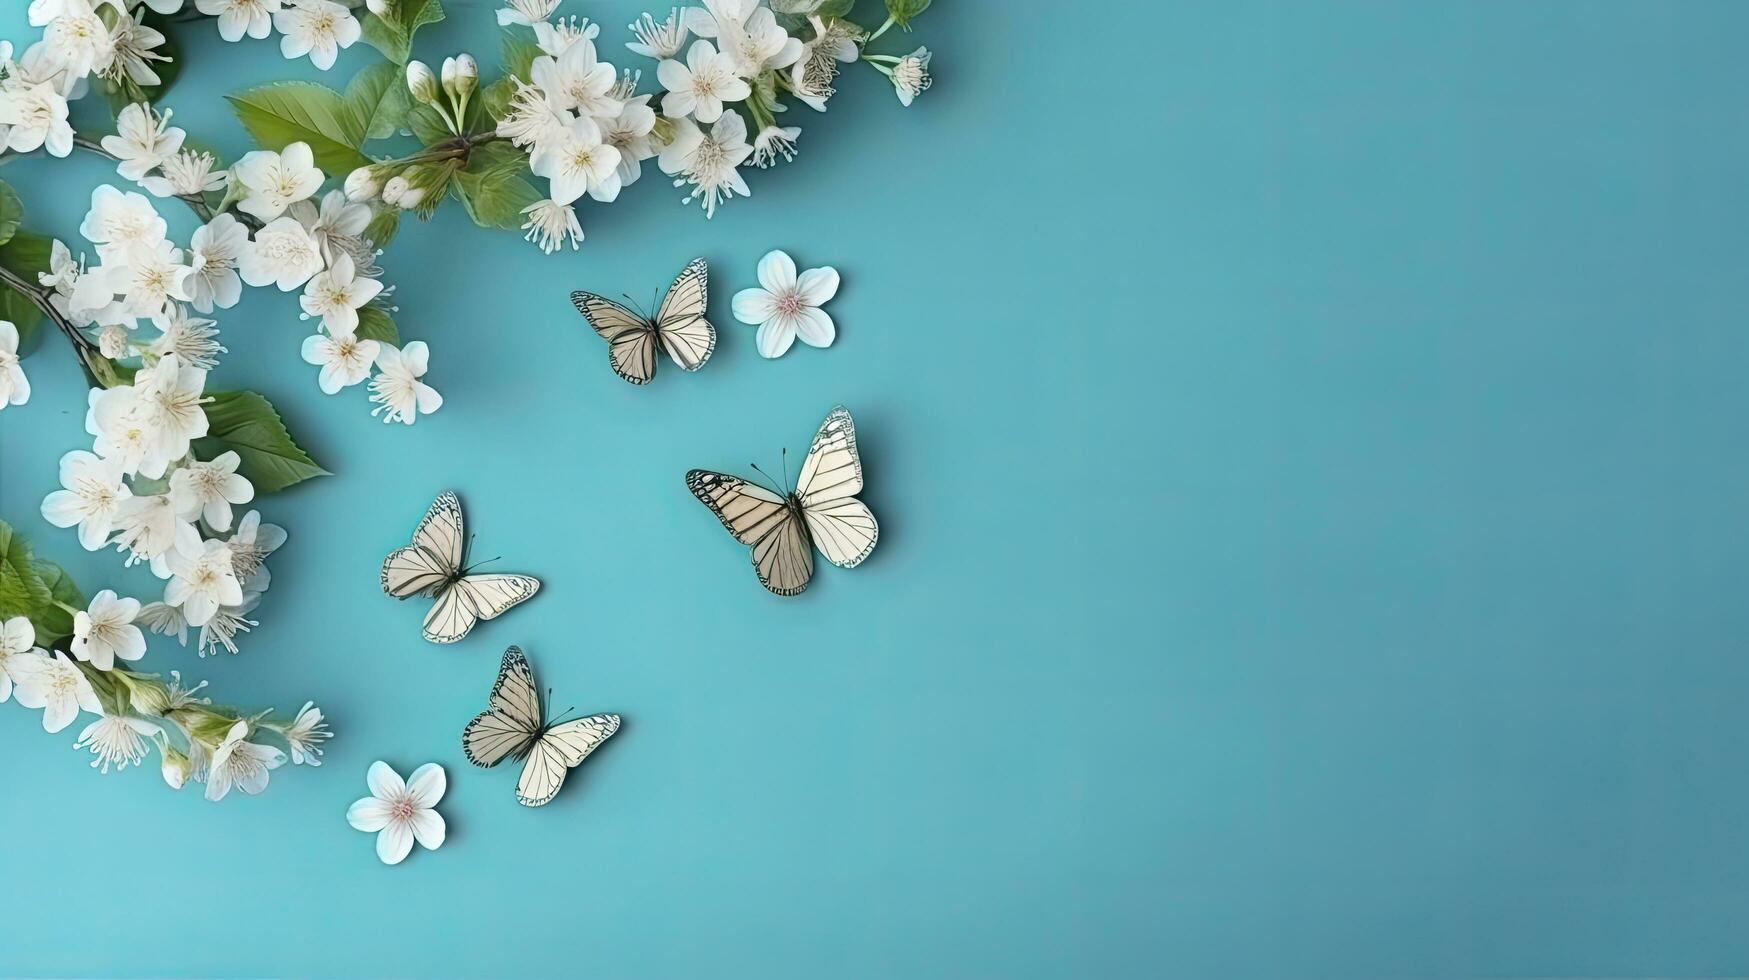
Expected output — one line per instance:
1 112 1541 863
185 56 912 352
347 761 447 864
731 249 840 359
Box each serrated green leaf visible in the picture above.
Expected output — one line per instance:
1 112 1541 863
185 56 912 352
884 0 930 25
0 520 52 625
358 0 445 64
31 559 84 643
344 61 412 142
406 103 452 146
453 166 540 230
355 306 400 345
0 179 21 247
193 391 330 494
228 82 369 174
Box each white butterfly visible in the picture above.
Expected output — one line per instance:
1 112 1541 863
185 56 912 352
686 405 879 596
571 257 715 385
462 646 621 807
380 491 541 644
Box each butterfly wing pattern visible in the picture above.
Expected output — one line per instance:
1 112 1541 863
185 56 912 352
463 647 622 807
686 406 878 596
572 258 713 384
381 492 542 644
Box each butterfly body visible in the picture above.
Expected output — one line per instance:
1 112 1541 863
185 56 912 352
463 647 620 807
572 257 715 385
687 406 879 596
380 491 542 644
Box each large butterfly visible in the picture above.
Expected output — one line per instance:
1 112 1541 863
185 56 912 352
462 646 621 807
379 491 541 644
686 405 879 596
571 257 715 385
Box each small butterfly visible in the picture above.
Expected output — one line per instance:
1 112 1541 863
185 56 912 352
571 257 715 385
380 491 541 644
686 405 879 596
462 646 621 807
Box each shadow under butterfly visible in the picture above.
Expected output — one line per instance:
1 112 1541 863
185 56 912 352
687 405 880 596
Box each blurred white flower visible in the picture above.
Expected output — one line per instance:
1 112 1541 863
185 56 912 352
186 213 248 311
496 80 571 153
658 109 751 218
657 40 747 123
533 15 598 57
751 124 800 168
102 238 194 317
707 2 802 79
75 713 160 773
302 329 380 394
41 450 132 551
79 186 168 263
221 510 286 592
789 15 860 112
131 353 211 477
369 341 442 425
146 304 226 370
233 142 323 221
519 198 582 254
627 8 687 59
0 321 30 411
112 493 202 577
10 650 101 734
105 9 171 86
240 216 324 291
168 450 254 532
347 761 446 864
141 149 227 199
496 0 559 27
299 252 382 335
274 0 360 71
344 166 380 202
0 617 37 704
0 78 76 157
136 601 189 646
292 189 371 266
890 46 932 106
102 103 185 182
195 0 280 43
40 0 116 79
733 249 839 358
598 95 656 188
197 592 259 657
165 539 243 627
282 701 331 765
204 719 285 801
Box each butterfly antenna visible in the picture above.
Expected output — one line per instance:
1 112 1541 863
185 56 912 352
781 447 790 494
749 462 782 495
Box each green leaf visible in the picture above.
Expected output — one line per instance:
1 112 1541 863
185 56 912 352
227 82 369 174
884 0 930 25
453 167 540 230
405 103 451 146
479 74 519 122
193 390 330 494
0 179 21 247
31 559 84 643
355 306 400 345
0 231 53 351
344 61 412 142
501 28 542 82
0 520 51 625
359 0 446 63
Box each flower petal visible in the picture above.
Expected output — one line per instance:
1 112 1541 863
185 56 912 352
756 250 796 294
405 762 446 807
409 808 446 851
794 266 839 307
366 760 404 800
756 316 797 359
731 287 777 325
376 820 415 865
792 307 836 348
347 796 392 832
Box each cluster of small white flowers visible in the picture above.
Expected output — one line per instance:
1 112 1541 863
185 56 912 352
194 0 362 70
1 610 330 799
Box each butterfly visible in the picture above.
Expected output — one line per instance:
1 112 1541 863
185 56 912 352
571 257 716 385
379 491 541 644
686 405 879 596
462 646 621 807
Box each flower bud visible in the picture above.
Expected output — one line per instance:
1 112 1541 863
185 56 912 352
397 186 427 210
405 60 439 105
127 677 172 716
345 166 381 202
441 56 459 97
453 53 478 98
381 175 409 207
366 0 392 15
98 323 129 359
161 745 192 790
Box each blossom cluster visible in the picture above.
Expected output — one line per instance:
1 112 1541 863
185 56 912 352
1 608 329 800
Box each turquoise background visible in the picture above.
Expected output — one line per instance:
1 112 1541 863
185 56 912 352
3 1 1748 976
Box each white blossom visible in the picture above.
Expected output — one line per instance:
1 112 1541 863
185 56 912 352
732 249 839 358
220 510 285 592
197 592 259 657
164 539 242 627
347 761 446 864
141 149 227 199
146 304 226 370
71 589 145 671
105 9 171 87
186 213 247 312
79 186 167 263
530 37 622 119
281 701 330 765
529 115 621 206
519 198 582 254
136 601 188 645
626 8 687 60
41 449 132 550
657 109 752 217
496 0 559 27
599 95 657 188
0 321 30 411
10 650 101 734
0 78 75 157
890 46 932 106
74 713 161 773
168 450 254 532
194 0 280 43
290 189 371 266
204 718 285 801
102 103 185 182
751 124 800 168
111 493 201 577
274 0 361 71
39 0 115 79
657 40 748 123
369 341 442 425
240 216 324 291
302 329 380 394
232 142 323 221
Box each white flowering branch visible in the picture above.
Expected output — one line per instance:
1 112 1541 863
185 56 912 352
0 518 328 798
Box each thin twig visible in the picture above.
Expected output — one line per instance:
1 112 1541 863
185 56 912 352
0 264 107 384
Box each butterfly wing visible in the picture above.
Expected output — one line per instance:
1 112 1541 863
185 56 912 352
572 291 658 385
686 470 815 596
515 714 621 807
462 646 543 767
653 257 715 372
381 491 466 597
796 406 878 568
421 574 541 644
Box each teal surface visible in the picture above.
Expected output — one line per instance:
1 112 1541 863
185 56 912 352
3 1 1748 977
